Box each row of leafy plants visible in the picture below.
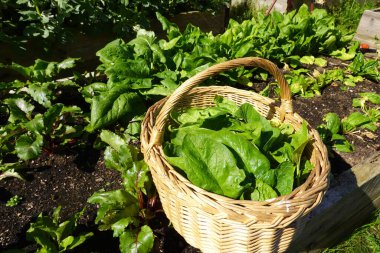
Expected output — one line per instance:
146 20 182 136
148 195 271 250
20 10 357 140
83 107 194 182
0 0 228 51
1 5 380 252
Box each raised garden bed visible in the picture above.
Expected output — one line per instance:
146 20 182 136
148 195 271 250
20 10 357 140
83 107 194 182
1 54 379 252
1 4 380 252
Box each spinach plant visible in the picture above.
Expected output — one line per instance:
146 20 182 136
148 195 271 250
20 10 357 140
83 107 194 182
351 92 380 133
317 113 353 153
282 67 364 98
164 96 311 201
318 105 379 153
85 5 354 132
348 53 380 83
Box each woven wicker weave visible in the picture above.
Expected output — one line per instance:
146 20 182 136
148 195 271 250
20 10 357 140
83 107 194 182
141 57 330 253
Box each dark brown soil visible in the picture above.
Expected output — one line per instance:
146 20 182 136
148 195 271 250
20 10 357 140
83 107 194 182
294 79 380 168
0 55 379 253
0 149 122 251
0 147 199 253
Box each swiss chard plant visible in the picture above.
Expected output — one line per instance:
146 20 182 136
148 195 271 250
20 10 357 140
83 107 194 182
26 206 93 253
88 129 157 253
0 0 228 51
163 96 312 201
0 59 88 180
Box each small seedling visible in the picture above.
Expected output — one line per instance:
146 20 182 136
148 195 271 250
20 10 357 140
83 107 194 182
6 195 22 207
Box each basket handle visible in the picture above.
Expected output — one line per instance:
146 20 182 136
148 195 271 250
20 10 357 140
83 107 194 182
149 57 293 148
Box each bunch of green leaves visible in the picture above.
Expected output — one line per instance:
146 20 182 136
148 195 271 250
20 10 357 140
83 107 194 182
88 130 155 253
164 96 312 201
340 94 380 135
353 93 380 109
0 0 228 49
26 206 93 253
352 92 380 132
348 53 380 82
219 4 352 63
0 58 87 179
318 113 355 153
85 6 354 131
283 67 363 98
317 107 379 153
329 41 359 61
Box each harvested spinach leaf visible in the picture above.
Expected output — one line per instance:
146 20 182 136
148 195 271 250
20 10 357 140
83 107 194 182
167 133 247 199
164 97 312 201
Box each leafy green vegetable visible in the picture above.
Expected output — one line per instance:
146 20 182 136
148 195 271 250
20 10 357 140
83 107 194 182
119 225 154 253
26 206 93 253
166 132 247 198
330 42 359 61
88 89 145 132
318 113 354 153
348 53 380 82
2 58 79 82
88 129 155 253
275 162 296 196
299 56 327 67
0 59 87 179
164 97 311 201
342 112 373 133
300 56 316 65
353 93 380 108
15 134 43 161
343 75 364 87
88 190 140 230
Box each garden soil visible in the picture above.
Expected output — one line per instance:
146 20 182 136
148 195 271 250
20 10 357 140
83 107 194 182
0 57 379 252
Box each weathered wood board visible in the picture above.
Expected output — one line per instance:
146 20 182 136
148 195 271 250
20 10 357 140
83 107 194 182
230 0 288 13
289 152 380 252
354 9 380 50
230 0 338 14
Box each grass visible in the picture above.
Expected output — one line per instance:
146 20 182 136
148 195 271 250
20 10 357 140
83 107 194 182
231 0 380 34
229 0 266 22
329 0 380 34
323 209 380 253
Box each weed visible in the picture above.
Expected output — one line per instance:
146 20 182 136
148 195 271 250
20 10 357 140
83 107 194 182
329 0 380 34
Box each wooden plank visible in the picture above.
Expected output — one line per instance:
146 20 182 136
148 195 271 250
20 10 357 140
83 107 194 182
230 0 288 13
354 9 380 50
230 0 338 15
288 152 380 252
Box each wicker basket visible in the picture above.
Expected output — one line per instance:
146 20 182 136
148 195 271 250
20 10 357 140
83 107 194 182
141 57 330 253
